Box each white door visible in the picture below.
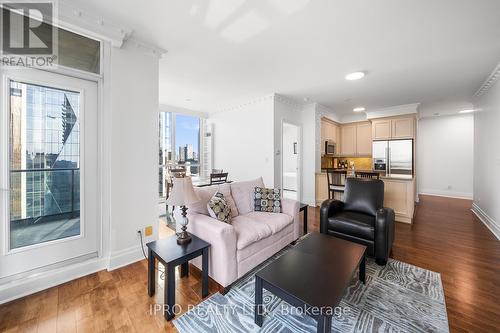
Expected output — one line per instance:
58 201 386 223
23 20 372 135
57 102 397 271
282 122 300 200
0 68 99 278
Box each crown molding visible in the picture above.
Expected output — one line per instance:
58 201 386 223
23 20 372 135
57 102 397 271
474 63 500 97
273 94 303 109
159 104 208 118
366 103 420 119
123 37 167 58
57 0 132 47
212 94 275 114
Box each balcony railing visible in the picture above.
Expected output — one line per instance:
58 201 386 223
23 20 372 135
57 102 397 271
10 167 80 225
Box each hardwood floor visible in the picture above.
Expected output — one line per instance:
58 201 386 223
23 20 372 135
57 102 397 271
1 195 499 332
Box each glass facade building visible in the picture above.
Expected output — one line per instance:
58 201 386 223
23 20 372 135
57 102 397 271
9 81 81 249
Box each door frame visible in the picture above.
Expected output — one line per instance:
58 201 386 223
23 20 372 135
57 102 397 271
281 120 302 202
1 72 90 255
0 68 101 279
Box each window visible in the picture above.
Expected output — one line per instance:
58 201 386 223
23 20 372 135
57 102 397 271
9 80 80 249
174 114 200 175
158 112 202 198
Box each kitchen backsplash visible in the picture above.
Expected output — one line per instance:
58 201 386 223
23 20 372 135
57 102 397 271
321 156 373 170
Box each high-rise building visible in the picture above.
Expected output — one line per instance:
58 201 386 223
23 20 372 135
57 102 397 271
187 144 193 160
9 81 80 222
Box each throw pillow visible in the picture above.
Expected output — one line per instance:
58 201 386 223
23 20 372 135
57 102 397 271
231 177 265 215
207 192 232 224
254 187 281 213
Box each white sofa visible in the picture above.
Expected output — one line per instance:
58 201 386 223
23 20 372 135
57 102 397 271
177 177 300 288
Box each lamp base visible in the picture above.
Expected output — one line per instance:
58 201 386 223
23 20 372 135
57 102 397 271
177 231 191 245
177 206 192 245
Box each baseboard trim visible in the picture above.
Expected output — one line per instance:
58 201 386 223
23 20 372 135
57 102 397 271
0 244 148 304
472 203 500 240
108 245 146 271
0 257 108 305
419 190 473 200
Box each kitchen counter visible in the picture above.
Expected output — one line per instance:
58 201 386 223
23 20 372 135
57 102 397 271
315 170 416 223
316 169 414 180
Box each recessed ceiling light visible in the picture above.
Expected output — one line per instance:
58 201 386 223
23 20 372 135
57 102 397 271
345 72 365 81
353 107 366 112
185 98 192 102
459 109 474 114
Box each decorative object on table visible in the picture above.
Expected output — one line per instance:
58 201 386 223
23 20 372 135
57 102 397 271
320 177 395 265
173 240 448 333
166 176 200 244
254 187 281 213
207 192 232 224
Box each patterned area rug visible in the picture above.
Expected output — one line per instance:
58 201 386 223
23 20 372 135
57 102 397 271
173 243 449 333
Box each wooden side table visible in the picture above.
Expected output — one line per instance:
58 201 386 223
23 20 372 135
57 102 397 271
146 234 210 320
300 203 308 234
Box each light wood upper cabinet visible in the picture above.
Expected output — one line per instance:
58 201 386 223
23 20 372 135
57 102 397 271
321 119 340 144
356 122 372 156
372 119 392 140
392 117 414 139
340 124 357 156
372 116 415 140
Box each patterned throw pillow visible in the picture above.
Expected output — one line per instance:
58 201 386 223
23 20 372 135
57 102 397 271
207 192 232 224
254 187 281 213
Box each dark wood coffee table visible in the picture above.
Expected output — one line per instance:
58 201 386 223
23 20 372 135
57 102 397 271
147 234 210 320
254 233 366 333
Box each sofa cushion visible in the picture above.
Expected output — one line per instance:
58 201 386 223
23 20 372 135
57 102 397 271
187 183 238 217
230 177 265 215
327 211 375 240
231 215 272 250
243 211 292 234
254 187 281 213
218 183 239 217
207 192 232 224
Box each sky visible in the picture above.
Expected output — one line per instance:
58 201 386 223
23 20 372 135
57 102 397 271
173 114 200 157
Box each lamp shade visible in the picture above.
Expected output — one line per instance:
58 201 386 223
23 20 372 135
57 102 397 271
166 176 200 206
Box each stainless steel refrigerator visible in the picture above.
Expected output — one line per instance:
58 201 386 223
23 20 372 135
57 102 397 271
372 140 413 176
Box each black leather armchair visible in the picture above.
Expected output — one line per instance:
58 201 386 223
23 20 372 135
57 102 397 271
320 178 395 265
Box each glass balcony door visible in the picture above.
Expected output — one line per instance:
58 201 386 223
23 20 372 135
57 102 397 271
0 68 99 278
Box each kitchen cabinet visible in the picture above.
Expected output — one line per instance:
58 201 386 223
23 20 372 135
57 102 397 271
372 116 415 140
340 124 357 156
356 122 372 156
315 173 328 206
382 177 416 223
392 117 414 139
372 119 392 140
321 119 340 144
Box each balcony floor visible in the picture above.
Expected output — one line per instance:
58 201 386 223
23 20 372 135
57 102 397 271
10 217 80 249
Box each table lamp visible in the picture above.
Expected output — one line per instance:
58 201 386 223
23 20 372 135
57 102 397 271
166 176 199 244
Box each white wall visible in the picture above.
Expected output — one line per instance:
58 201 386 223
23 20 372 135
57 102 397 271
108 43 159 267
473 78 500 239
417 114 474 199
273 95 304 194
209 95 275 186
300 103 318 205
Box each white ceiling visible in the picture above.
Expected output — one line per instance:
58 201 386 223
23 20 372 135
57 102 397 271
73 0 500 115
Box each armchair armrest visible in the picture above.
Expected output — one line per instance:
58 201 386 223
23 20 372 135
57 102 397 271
281 198 300 239
375 207 395 264
183 213 238 287
320 199 345 234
